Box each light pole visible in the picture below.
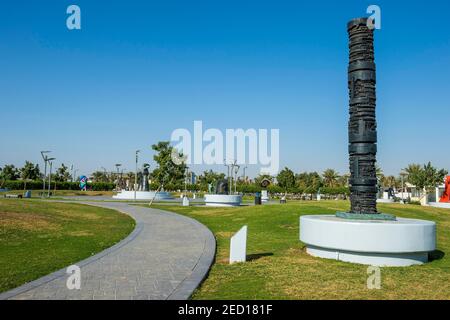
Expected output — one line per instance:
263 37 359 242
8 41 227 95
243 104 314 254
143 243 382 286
184 167 189 195
47 158 56 197
115 163 122 192
400 171 408 203
242 166 247 183
40 151 51 196
135 150 140 201
230 160 237 195
224 160 231 195
234 165 240 194
73 169 78 183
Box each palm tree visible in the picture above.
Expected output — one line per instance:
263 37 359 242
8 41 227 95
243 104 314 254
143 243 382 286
322 169 340 188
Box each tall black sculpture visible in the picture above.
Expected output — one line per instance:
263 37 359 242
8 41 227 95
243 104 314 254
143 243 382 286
347 18 378 214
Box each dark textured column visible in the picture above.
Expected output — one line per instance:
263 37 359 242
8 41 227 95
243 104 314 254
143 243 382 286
347 18 378 214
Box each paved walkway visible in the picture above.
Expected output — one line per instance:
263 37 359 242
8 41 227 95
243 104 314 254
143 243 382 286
0 202 215 300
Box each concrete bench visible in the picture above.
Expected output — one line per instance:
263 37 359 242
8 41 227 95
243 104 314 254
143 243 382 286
4 194 22 199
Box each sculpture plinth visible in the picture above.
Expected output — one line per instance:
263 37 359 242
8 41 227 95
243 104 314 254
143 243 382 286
204 179 242 207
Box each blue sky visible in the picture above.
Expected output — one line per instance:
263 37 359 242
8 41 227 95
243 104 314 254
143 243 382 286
1 0 449 178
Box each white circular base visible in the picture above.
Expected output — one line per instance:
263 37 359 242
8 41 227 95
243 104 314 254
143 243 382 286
428 202 450 209
204 194 242 207
376 198 394 203
113 190 173 201
261 190 270 203
300 215 436 267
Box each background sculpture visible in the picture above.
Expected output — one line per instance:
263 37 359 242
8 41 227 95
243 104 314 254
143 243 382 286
79 175 88 191
440 176 450 203
142 164 150 192
215 179 229 195
347 18 378 214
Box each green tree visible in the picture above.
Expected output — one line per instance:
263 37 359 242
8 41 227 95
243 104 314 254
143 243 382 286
198 170 226 188
405 162 448 199
337 173 350 187
92 171 109 183
0 164 19 180
277 167 296 190
20 161 41 181
322 169 340 188
54 163 71 182
295 172 322 190
19 161 41 190
380 175 399 189
150 141 187 187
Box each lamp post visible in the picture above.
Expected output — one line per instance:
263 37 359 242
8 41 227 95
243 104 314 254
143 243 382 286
242 166 247 183
40 151 51 196
115 163 122 192
47 158 56 197
184 167 189 195
400 171 408 204
224 160 231 195
73 169 78 183
135 150 140 201
234 165 240 194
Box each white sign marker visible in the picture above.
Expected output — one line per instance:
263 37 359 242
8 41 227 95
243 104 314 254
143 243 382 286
230 225 247 264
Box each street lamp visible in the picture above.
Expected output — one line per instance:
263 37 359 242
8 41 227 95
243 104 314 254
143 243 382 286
47 157 56 197
115 164 122 192
224 160 231 195
135 150 140 201
400 171 408 204
234 165 240 194
40 151 51 196
242 166 248 183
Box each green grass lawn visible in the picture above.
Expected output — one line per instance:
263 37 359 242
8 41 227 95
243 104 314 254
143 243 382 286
151 201 450 300
0 199 135 293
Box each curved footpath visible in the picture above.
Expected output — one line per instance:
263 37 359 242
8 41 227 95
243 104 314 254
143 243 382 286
0 202 216 300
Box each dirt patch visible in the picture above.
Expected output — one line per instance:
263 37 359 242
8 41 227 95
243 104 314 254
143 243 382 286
0 211 61 232
67 231 94 237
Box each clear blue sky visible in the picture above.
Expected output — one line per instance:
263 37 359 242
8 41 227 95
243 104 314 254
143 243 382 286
1 0 449 178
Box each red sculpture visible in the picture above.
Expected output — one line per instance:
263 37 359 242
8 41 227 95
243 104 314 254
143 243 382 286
440 176 450 203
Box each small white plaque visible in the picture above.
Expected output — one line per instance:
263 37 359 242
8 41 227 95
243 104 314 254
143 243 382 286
230 226 247 264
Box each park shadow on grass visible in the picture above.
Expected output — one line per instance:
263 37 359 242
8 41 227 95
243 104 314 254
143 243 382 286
247 252 274 261
429 250 445 262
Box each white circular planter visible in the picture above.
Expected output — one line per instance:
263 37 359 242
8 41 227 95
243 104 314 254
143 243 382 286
261 190 270 203
428 202 450 209
113 190 173 201
376 198 395 203
300 215 436 267
204 194 242 207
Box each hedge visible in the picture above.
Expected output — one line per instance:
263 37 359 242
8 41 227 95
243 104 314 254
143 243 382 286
1 180 115 191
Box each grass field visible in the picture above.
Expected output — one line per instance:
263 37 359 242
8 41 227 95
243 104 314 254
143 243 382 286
151 201 450 300
0 199 135 293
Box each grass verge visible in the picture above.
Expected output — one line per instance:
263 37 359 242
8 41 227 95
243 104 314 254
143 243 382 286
0 199 135 293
